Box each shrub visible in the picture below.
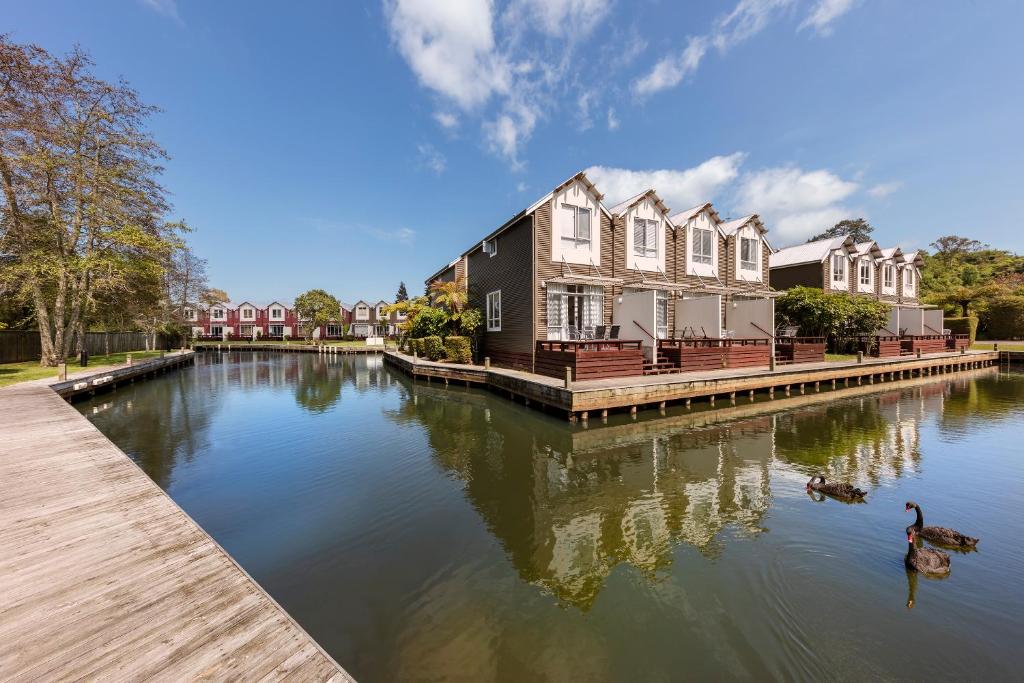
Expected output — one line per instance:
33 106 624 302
409 307 448 338
444 336 472 364
776 286 890 347
944 316 979 343
980 297 1024 340
422 335 444 361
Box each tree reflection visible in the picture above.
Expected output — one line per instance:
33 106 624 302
293 356 343 414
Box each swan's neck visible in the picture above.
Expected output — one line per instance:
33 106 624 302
913 506 923 530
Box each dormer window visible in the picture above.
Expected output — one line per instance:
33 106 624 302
884 264 895 289
692 226 714 265
482 238 497 257
859 259 872 286
356 305 368 320
740 237 758 271
832 254 846 282
560 204 591 248
212 308 224 320
184 308 196 321
241 307 255 320
633 218 658 258
271 307 283 320
905 267 914 286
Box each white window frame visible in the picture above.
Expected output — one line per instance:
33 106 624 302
546 283 604 339
271 307 284 320
269 324 284 336
212 308 225 320
884 264 895 289
740 237 758 271
832 253 846 283
859 259 872 287
210 325 223 337
560 204 592 249
355 305 368 321
692 226 714 265
486 290 502 332
482 238 498 257
633 217 658 258
184 308 196 321
241 307 255 320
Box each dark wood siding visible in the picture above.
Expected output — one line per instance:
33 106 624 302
468 215 534 370
769 262 825 291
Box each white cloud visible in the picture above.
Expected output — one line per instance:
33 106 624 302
516 181 528 192
433 111 459 129
607 107 620 131
417 143 447 174
366 226 417 246
734 166 858 242
712 0 794 51
577 91 594 130
586 153 746 210
504 0 613 39
867 181 901 198
140 0 183 24
634 36 708 96
799 0 858 36
385 0 507 110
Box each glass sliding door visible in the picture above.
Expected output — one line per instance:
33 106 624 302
547 283 603 339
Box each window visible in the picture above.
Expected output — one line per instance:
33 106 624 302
546 283 604 338
240 324 253 337
271 307 283 320
241 307 254 320
740 237 758 271
692 227 714 265
486 291 502 332
656 290 669 339
483 238 497 257
210 325 223 337
859 259 872 286
355 305 368 320
269 324 284 336
560 204 592 248
832 254 846 282
184 308 196 320
632 218 658 258
327 324 342 337
212 308 224 320
884 264 895 289
905 267 915 286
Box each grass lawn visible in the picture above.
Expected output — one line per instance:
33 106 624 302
825 353 860 362
0 350 165 389
972 342 1024 352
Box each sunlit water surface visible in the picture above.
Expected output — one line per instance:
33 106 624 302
79 352 1024 681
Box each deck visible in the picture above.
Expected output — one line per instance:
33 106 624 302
0 365 351 680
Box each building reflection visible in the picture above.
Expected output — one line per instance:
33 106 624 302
391 371 974 610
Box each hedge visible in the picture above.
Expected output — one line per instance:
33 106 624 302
422 335 444 361
944 316 978 343
981 297 1024 340
443 336 472 364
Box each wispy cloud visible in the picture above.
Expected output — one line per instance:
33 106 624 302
634 36 708 96
366 226 417 246
140 0 183 25
799 0 858 35
417 143 446 174
606 107 620 131
433 111 459 129
867 181 901 198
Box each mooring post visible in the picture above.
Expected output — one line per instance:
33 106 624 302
769 355 776 372
815 381 820 391
831 378 836 388
565 366 572 390
709 394 716 405
961 347 966 355
994 343 999 353
127 354 133 367
581 411 588 422
484 356 490 370
857 351 863 364
916 349 922 359
659 401 666 413
59 362 67 382
749 389 755 400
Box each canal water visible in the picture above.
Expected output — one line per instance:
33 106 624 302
79 352 1024 681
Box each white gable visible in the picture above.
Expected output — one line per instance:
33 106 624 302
551 177 603 267
624 195 667 274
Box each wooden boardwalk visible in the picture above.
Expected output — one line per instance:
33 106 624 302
0 372 352 681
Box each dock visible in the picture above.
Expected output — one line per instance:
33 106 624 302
0 364 352 680
192 341 388 354
384 348 1001 420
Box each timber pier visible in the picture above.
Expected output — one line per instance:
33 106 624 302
0 364 351 680
384 348 1001 421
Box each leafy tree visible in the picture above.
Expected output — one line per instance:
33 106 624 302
201 288 229 305
408 307 448 339
808 218 874 244
293 288 341 343
396 281 408 301
776 286 889 347
929 235 985 267
429 276 467 313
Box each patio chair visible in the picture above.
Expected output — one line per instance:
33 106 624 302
594 324 607 339
723 329 735 339
567 325 580 340
609 325 620 339
582 325 595 340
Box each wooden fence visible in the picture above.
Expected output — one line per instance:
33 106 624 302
0 331 165 364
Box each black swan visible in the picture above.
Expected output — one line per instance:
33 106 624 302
806 475 866 500
905 528 951 575
905 501 979 548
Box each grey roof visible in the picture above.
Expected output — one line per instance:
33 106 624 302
669 202 712 226
769 235 855 268
608 191 649 216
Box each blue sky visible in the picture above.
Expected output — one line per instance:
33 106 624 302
8 0 1023 303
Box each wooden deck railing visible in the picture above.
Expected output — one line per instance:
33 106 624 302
535 339 643 353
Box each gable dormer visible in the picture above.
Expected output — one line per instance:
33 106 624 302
720 214 769 284
237 301 258 321
543 173 607 267
671 203 724 279
208 302 229 322
610 189 671 275
900 251 923 299
267 301 288 321
851 242 883 294
375 300 389 320
877 247 904 296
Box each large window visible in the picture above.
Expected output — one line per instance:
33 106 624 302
355 305 368 320
327 324 342 337
859 259 872 286
271 307 284 320
212 308 224 320
240 324 253 337
241 307 255 320
884 264 895 289
905 267 915 286
560 204 592 248
633 218 658 258
210 325 223 337
547 283 604 339
740 237 758 271
832 254 846 282
269 324 284 336
692 227 714 265
486 291 502 332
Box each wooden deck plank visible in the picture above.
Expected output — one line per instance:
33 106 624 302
0 372 352 681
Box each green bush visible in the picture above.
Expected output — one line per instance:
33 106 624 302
981 297 1024 339
443 336 472 364
776 286 890 346
409 338 422 355
944 316 979 343
422 335 444 361
409 307 449 338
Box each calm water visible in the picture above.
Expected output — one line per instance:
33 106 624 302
79 352 1024 682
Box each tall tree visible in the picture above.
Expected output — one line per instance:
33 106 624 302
808 218 874 243
201 287 229 305
396 281 408 301
293 288 341 343
1 37 179 365
929 235 985 267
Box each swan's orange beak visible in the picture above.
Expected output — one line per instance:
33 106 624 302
907 533 913 542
